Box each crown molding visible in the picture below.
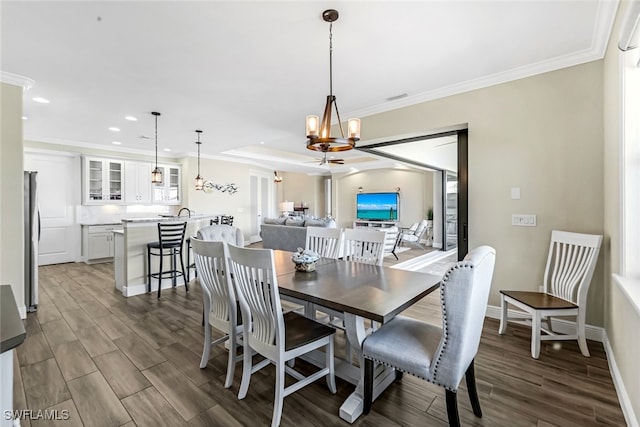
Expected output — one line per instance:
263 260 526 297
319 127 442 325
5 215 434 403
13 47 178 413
348 0 619 120
0 71 34 90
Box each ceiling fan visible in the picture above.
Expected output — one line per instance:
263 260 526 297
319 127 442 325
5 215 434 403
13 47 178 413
316 152 344 166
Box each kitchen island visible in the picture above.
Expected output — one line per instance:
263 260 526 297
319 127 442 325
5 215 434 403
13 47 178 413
114 215 214 297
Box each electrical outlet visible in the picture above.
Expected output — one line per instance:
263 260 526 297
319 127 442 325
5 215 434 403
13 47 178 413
512 214 537 226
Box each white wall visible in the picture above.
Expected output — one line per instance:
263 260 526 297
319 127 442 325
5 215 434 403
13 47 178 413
603 1 640 423
357 61 605 325
0 82 25 316
333 168 433 229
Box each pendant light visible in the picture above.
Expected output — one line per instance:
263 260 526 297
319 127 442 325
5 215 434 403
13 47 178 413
150 111 163 183
273 171 283 183
306 9 360 153
194 130 204 190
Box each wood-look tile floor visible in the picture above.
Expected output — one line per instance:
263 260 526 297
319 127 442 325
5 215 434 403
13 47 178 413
13 258 625 426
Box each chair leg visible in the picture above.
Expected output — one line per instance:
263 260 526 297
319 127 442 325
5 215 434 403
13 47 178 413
531 311 541 359
186 240 190 282
238 335 252 399
146 247 151 293
577 312 590 357
272 361 285 427
157 250 163 299
445 389 461 427
171 249 177 288
363 358 374 415
224 329 236 389
179 248 188 292
498 295 508 334
465 359 482 417
199 298 211 369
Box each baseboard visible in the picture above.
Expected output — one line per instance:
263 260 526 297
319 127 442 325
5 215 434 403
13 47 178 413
603 331 639 427
123 279 186 298
485 305 604 342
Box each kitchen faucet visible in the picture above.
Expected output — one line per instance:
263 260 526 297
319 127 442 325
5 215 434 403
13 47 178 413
178 207 192 218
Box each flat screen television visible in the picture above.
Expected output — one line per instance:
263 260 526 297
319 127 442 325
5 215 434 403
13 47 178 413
356 192 400 221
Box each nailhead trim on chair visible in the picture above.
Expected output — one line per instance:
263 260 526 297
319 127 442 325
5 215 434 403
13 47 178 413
431 262 473 390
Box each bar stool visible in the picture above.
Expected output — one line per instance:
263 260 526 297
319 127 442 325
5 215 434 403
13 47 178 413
147 222 188 299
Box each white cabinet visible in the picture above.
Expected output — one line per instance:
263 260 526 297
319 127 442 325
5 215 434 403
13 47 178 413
152 165 181 205
124 161 152 204
83 225 123 263
83 157 124 204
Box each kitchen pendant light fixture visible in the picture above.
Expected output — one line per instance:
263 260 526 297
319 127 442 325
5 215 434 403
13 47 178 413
150 112 163 183
273 171 283 183
306 9 360 153
194 130 204 190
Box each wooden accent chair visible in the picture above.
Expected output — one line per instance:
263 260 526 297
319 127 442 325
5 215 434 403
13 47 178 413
305 226 342 259
499 230 602 359
227 244 336 427
362 246 496 427
191 238 242 388
343 228 386 266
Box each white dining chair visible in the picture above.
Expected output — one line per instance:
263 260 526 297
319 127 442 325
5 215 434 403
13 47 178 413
343 228 386 266
226 244 337 427
305 226 343 259
191 238 242 389
362 246 496 427
499 230 602 358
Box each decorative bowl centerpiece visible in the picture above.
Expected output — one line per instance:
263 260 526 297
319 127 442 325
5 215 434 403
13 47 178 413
291 248 320 272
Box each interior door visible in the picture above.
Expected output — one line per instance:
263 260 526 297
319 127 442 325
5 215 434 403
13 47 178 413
249 170 275 243
25 152 80 265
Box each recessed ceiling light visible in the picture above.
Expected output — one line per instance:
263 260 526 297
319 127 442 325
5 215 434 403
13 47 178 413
260 141 265 145
22 116 28 120
124 116 138 121
32 97 50 104
112 141 122 145
109 127 120 132
163 148 171 152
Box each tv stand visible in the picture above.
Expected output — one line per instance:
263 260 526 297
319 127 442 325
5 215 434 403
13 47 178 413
353 220 397 229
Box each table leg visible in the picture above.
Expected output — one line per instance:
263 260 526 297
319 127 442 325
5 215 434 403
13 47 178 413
340 313 397 423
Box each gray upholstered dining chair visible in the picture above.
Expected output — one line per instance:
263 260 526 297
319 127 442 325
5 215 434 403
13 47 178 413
362 245 496 427
186 224 245 281
227 244 337 427
190 238 242 389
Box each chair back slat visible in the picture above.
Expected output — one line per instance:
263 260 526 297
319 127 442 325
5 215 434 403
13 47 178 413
191 239 235 326
544 231 602 305
158 222 187 246
343 228 386 266
306 227 342 259
227 245 284 353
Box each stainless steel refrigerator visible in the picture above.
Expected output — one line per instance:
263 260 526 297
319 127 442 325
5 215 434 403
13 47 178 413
24 171 39 312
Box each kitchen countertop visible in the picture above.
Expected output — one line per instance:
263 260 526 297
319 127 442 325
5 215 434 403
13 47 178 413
0 285 26 353
121 214 215 223
79 222 123 226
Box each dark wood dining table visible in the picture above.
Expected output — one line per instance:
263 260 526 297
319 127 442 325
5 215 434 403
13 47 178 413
272 250 442 423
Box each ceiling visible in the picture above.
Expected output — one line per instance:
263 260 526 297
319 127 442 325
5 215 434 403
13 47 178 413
1 1 617 174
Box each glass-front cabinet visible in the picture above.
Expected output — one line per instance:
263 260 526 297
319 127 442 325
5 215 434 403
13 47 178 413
83 157 124 204
152 165 181 205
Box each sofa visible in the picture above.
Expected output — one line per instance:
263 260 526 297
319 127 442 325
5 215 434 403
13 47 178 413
260 217 336 252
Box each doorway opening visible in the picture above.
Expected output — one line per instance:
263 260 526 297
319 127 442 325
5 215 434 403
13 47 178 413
358 128 468 260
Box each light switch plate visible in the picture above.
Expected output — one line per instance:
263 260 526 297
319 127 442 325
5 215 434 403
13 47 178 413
512 214 536 226
511 187 521 200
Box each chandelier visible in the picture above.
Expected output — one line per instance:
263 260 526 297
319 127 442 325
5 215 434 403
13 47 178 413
194 130 204 190
306 9 360 153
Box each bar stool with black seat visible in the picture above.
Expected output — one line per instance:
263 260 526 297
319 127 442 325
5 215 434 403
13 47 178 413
147 222 188 299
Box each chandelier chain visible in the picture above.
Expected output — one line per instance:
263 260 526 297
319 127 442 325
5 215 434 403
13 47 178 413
154 114 158 167
329 22 333 97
